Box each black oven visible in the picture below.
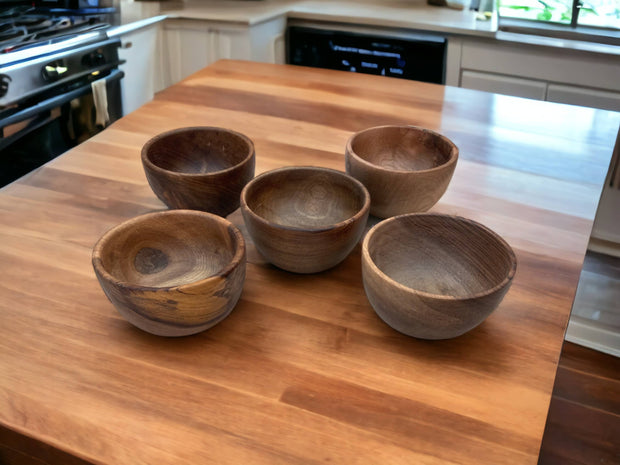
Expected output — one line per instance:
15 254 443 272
0 66 123 187
0 2 122 187
287 25 447 85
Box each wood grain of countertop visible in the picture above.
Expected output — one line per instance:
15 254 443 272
0 60 618 465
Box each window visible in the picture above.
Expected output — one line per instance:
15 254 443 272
498 0 620 30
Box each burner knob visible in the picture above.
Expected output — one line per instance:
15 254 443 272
42 64 68 82
82 52 106 68
0 74 11 98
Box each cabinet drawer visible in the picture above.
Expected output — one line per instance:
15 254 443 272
547 84 620 112
460 70 547 100
461 38 620 92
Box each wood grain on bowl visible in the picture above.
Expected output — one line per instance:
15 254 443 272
362 213 517 339
92 210 246 336
141 127 255 217
240 166 370 273
345 125 458 218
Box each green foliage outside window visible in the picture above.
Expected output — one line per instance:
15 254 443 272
498 0 620 29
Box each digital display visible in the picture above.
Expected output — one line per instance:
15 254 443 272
288 27 447 84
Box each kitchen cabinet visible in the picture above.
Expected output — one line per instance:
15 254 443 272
455 37 620 111
116 19 166 115
460 70 547 100
162 16 285 88
162 19 243 87
248 16 287 65
546 83 620 111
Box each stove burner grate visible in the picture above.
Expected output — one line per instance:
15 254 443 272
0 7 110 53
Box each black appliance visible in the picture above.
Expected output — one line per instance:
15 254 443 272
287 26 447 85
0 2 122 187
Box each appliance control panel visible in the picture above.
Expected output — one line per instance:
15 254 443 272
1 37 121 108
287 26 447 85
42 61 69 82
0 75 11 98
82 50 107 67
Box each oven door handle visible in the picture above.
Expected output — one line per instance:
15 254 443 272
0 69 124 131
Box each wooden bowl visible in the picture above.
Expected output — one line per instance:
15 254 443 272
92 210 246 336
345 125 458 218
240 166 370 274
141 127 255 217
362 213 516 339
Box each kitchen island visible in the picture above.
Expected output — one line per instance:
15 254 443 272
0 60 618 464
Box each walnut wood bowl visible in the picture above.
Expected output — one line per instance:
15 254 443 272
345 125 458 218
240 166 370 274
92 210 246 337
362 213 517 339
141 127 255 217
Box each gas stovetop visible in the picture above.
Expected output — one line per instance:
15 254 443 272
0 5 111 53
0 4 120 109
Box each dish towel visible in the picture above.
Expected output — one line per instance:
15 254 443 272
91 78 110 127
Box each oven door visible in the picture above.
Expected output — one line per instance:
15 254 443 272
0 68 123 187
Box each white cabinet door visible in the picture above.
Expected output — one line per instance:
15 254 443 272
118 23 162 115
248 16 287 65
445 37 462 87
161 17 287 89
162 20 250 88
547 84 620 112
164 26 210 85
460 70 547 100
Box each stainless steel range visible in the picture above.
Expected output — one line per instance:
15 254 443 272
0 1 123 187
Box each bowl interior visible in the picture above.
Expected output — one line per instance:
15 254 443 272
244 168 367 229
366 215 515 298
145 128 252 174
98 212 240 288
350 126 455 171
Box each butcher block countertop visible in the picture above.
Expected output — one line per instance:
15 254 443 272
1 60 619 464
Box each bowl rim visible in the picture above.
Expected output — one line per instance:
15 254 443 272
240 165 371 233
141 126 255 177
92 209 246 292
345 125 459 174
362 213 517 301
